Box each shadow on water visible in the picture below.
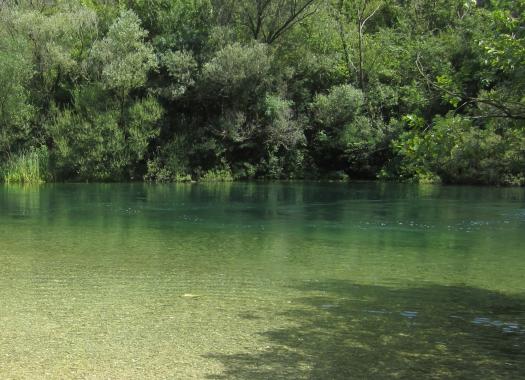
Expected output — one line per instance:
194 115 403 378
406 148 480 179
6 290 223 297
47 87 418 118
206 281 525 379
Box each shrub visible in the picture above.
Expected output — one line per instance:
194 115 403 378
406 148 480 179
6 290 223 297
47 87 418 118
391 115 525 185
200 168 234 182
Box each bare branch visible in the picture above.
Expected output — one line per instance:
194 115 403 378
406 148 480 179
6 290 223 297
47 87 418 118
239 0 318 45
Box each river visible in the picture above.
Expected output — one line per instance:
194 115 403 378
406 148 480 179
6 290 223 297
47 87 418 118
0 182 524 378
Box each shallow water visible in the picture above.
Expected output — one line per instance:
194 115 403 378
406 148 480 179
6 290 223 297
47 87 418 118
0 182 524 379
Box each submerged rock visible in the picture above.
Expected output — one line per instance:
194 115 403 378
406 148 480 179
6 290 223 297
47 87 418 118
472 317 523 334
181 293 202 299
400 311 418 319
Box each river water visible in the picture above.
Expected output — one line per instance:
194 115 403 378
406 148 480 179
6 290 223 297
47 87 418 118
0 182 524 378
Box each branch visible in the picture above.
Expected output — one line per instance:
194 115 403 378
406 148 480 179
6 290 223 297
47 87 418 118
265 0 317 44
361 3 381 29
415 54 525 121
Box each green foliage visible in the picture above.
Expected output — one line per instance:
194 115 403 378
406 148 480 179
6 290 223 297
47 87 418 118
312 84 364 131
310 84 388 176
200 168 234 182
157 50 198 99
126 96 164 161
145 158 193 182
3 4 98 110
130 0 214 56
47 93 162 181
1 147 49 184
391 115 525 185
201 42 272 98
480 2 525 74
89 10 157 96
47 106 124 180
264 95 305 150
0 0 523 185
0 35 34 155
144 133 194 182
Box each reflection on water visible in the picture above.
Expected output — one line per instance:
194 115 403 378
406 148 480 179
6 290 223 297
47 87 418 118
0 182 524 378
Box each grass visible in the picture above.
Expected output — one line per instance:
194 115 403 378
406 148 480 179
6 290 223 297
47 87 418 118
1 148 48 184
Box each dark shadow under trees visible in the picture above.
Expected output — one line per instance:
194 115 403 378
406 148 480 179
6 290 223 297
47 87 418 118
206 281 525 379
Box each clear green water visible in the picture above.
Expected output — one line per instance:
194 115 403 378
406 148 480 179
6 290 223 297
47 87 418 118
0 182 524 379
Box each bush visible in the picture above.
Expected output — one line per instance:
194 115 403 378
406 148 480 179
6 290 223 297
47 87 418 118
47 95 162 181
144 134 193 182
391 115 525 185
202 42 272 98
200 168 234 182
310 84 391 177
144 158 193 183
311 84 364 131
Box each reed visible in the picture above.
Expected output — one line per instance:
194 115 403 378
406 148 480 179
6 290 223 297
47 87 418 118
2 148 48 184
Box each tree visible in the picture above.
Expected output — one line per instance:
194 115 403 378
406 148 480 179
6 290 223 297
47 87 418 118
3 3 98 109
45 10 161 180
330 0 383 89
227 0 318 44
0 32 34 156
89 9 157 110
1 0 524 184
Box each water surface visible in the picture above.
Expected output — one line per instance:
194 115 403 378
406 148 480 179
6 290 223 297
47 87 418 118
1 182 524 378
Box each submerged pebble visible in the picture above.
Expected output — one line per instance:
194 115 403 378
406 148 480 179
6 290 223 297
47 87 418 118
181 293 202 299
366 310 389 315
400 311 418 319
472 317 523 334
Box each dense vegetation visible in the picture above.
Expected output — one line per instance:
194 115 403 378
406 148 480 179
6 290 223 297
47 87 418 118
0 0 523 185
